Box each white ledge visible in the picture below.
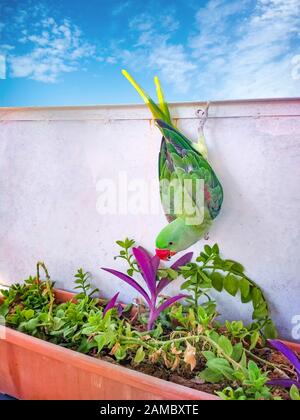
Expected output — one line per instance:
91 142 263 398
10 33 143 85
0 98 300 121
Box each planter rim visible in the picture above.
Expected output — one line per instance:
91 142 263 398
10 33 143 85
1 288 299 400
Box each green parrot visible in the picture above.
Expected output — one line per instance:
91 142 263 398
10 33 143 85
122 70 223 260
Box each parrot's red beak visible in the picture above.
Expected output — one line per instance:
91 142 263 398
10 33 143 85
155 249 177 260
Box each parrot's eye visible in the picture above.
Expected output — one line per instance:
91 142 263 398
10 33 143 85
169 241 173 246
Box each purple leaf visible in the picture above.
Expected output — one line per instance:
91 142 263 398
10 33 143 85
268 340 300 379
101 268 151 306
156 278 171 295
171 252 193 270
267 379 300 389
132 247 157 297
156 252 194 295
138 246 160 272
103 292 120 316
151 255 160 273
154 294 187 319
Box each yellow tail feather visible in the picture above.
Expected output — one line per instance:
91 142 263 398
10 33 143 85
122 69 150 105
122 69 171 124
154 76 171 124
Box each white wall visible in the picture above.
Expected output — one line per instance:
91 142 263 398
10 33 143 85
0 99 300 340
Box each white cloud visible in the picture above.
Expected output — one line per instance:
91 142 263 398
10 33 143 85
115 11 196 92
189 0 300 99
148 43 197 93
2 0 300 98
9 17 95 83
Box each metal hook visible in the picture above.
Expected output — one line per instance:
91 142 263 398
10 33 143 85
196 102 210 129
196 102 210 138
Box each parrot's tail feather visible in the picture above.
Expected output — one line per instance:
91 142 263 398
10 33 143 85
122 69 171 125
154 76 172 125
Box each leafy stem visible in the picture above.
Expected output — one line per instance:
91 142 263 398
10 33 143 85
245 349 294 377
114 238 139 276
36 261 54 321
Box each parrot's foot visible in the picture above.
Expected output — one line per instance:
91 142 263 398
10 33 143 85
204 232 210 240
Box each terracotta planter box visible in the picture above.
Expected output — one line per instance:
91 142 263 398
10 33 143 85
0 289 299 400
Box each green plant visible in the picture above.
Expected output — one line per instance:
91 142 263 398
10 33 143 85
198 333 274 400
114 238 139 276
217 359 279 400
180 244 277 339
102 246 192 329
74 268 99 298
169 302 217 331
1 238 290 400
290 385 300 400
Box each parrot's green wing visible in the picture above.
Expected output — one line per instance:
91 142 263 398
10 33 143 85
157 120 223 222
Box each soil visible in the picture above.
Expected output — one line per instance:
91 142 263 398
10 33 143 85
94 347 298 400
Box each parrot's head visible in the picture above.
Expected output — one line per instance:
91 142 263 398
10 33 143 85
155 218 188 260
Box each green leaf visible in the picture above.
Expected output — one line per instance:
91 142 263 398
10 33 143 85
224 275 239 296
218 336 233 356
290 385 300 401
134 346 145 364
247 360 260 381
212 244 219 254
240 279 250 298
94 334 107 353
202 351 216 361
263 320 278 339
180 266 193 271
209 330 220 343
224 260 234 270
115 346 127 361
240 350 247 369
252 303 268 320
231 262 245 273
207 358 235 380
166 268 178 280
22 317 39 332
78 337 98 354
198 271 212 288
199 368 223 384
0 301 9 317
180 280 193 290
152 323 163 338
204 245 212 256
116 240 125 248
250 331 260 350
241 289 253 304
232 343 244 362
211 272 224 292
124 238 135 248
252 288 264 309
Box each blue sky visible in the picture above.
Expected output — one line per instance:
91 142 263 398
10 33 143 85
0 0 299 106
